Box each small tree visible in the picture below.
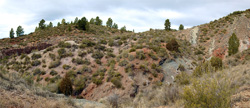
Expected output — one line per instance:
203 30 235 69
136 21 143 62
16 26 24 37
164 19 171 31
228 33 239 56
90 18 95 24
106 18 113 28
179 24 184 30
61 19 66 25
95 16 102 25
77 17 89 31
210 56 222 70
120 26 126 33
48 22 53 28
112 23 118 29
59 74 73 96
74 17 78 24
9 28 15 39
39 19 46 29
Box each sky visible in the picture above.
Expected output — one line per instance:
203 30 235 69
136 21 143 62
0 0 250 39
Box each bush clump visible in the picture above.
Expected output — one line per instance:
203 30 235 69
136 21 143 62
31 60 41 66
111 77 122 88
63 64 71 70
49 60 61 69
50 70 58 76
136 51 146 60
210 56 222 70
166 39 180 52
119 60 128 67
59 74 73 96
92 51 104 59
58 41 71 48
31 53 42 60
183 77 233 108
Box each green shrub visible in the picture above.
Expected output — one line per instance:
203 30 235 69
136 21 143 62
228 33 239 56
58 48 68 58
111 77 122 88
92 51 104 59
128 54 135 61
82 65 92 73
178 64 185 71
148 51 158 60
166 39 179 52
136 51 146 60
92 77 103 85
72 58 84 65
95 59 102 64
119 60 128 67
78 51 87 57
73 76 86 95
107 52 116 58
31 53 42 60
192 61 214 77
50 70 58 76
49 60 61 69
183 77 233 108
175 71 190 85
129 48 136 52
58 41 71 48
63 64 71 70
59 74 73 96
210 56 222 70
49 53 56 60
81 39 96 47
31 60 41 66
33 68 42 76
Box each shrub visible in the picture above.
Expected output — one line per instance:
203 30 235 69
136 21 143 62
111 77 122 88
210 56 222 70
128 54 135 61
82 65 92 73
73 76 86 95
72 58 84 65
63 64 71 70
59 74 73 96
129 48 136 52
175 71 190 85
81 39 96 47
92 77 103 85
33 68 42 76
119 60 128 67
95 59 102 64
94 44 106 51
166 39 179 52
31 60 41 66
78 51 87 57
136 51 146 60
183 77 234 108
192 61 214 77
49 53 56 60
31 53 42 60
92 51 104 59
178 64 185 71
49 60 61 69
58 41 71 48
107 52 116 58
58 48 68 58
148 51 158 60
50 70 58 76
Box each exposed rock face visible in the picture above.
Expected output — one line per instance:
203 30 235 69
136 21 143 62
189 27 199 45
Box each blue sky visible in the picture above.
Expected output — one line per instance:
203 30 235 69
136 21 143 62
0 0 250 39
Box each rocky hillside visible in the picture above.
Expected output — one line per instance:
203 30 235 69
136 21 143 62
1 9 250 108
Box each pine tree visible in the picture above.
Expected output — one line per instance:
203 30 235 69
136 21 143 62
48 22 53 28
179 24 184 30
39 19 46 29
106 18 113 28
61 19 66 25
59 74 73 96
228 33 239 56
112 23 118 29
90 18 95 24
16 26 24 37
120 26 126 33
77 17 89 31
95 16 102 25
74 17 78 24
164 19 171 31
9 28 15 39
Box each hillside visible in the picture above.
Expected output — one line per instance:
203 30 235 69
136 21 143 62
0 9 250 108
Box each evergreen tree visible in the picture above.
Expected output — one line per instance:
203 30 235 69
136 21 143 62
57 22 61 27
164 19 171 30
9 28 15 39
90 18 95 24
59 74 72 96
61 19 66 25
74 17 78 24
16 26 24 37
228 33 239 56
179 24 184 30
112 23 118 29
48 22 53 28
106 18 113 28
95 16 102 25
120 26 126 33
39 19 46 29
77 17 89 31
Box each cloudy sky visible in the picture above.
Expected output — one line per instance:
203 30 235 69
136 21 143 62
0 0 250 39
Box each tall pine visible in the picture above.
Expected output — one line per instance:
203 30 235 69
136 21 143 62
9 28 15 39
